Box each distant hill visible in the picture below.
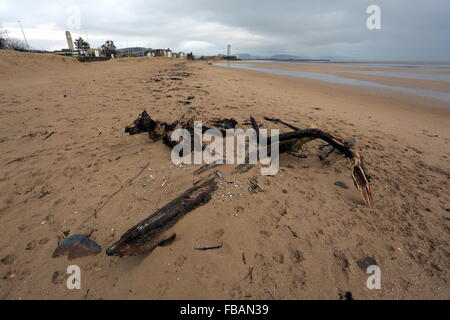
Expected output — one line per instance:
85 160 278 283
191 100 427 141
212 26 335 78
236 53 335 61
270 54 306 60
237 53 306 60
235 53 265 60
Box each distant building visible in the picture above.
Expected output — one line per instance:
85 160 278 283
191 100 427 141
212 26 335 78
175 52 187 59
54 48 79 57
199 55 223 61
54 31 79 56
83 48 100 57
116 47 148 57
113 47 189 59
65 31 75 51
152 48 173 57
222 54 240 61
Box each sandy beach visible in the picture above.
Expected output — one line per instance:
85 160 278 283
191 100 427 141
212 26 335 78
0 50 448 300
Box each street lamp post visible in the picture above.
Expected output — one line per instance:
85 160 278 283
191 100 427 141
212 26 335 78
18 20 30 51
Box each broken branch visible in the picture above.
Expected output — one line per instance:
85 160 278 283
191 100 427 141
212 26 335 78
194 243 223 251
106 178 218 256
264 116 300 130
90 162 150 220
274 128 372 207
124 111 373 207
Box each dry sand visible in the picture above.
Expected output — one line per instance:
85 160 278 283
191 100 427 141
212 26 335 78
0 50 448 300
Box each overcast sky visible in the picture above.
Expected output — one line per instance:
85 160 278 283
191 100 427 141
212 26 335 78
1 0 449 61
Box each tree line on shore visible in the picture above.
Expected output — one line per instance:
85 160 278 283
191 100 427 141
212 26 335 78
0 28 28 51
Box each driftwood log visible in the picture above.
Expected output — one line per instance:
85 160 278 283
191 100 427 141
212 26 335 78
109 111 373 257
124 110 373 207
106 178 218 256
125 110 232 148
247 115 371 206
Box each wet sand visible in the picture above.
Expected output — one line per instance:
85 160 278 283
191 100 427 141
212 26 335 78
0 51 448 300
230 61 450 96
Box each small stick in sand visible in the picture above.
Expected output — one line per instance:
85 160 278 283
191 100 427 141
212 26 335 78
244 266 254 283
194 243 223 251
42 131 56 141
264 116 300 130
89 162 150 220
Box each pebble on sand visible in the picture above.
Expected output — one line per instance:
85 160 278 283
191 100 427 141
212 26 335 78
334 181 349 189
356 257 378 271
1 255 16 265
52 234 101 260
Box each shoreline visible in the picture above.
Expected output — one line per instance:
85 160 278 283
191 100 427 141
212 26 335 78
215 62 450 102
210 62 449 141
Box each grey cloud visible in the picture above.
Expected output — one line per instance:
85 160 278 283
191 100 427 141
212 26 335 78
1 0 449 60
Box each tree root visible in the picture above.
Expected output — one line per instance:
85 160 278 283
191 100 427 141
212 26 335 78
124 111 373 207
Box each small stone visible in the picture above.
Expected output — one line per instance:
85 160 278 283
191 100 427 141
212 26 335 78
1 255 16 265
83 227 95 238
357 257 378 271
51 271 60 284
26 240 37 250
289 249 304 264
273 252 284 264
282 189 288 194
417 177 428 185
52 234 101 260
339 291 353 300
335 181 349 189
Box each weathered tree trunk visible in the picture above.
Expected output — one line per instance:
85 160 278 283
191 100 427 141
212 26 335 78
106 178 218 257
124 111 373 207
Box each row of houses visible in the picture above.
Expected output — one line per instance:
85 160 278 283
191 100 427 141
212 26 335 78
150 49 188 59
54 32 193 60
116 47 189 59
